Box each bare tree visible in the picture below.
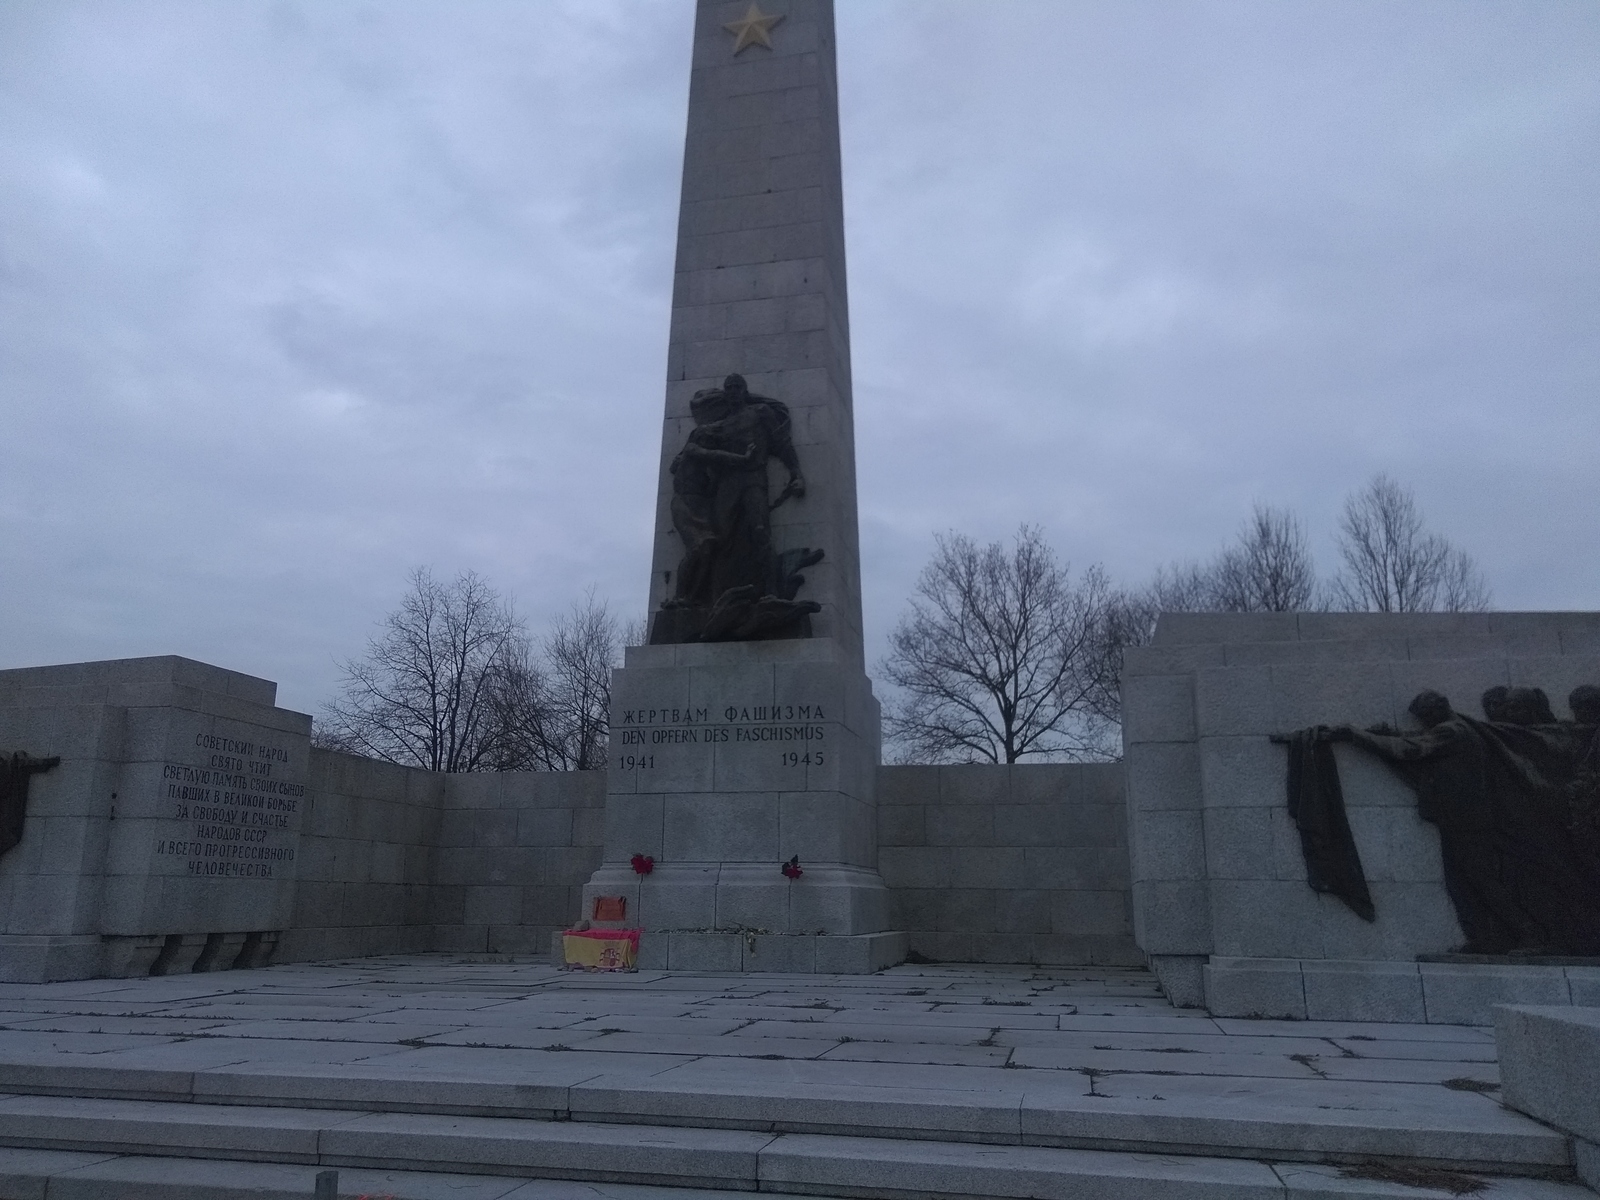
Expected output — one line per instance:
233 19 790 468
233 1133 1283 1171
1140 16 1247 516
1439 546 1493 613
1211 504 1318 612
1104 504 1316 655
486 646 557 772
1091 586 1157 735
1094 506 1316 728
318 568 522 771
493 593 628 771
1147 560 1214 614
1329 475 1491 612
879 526 1119 764
1097 560 1211 656
536 593 625 771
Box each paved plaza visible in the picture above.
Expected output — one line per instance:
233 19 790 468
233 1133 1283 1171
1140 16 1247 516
0 956 1589 1198
0 956 1503 1088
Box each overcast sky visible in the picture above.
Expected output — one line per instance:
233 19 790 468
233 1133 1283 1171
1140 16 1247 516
2 0 1597 716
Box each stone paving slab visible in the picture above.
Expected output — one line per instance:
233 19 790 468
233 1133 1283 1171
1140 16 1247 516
0 1147 759 1200
628 1054 1059 1097
1213 1017 1499 1042
0 1014 235 1036
1327 1037 1500 1063
1271 1161 1590 1199
565 1017 753 1037
194 1071 570 1119
0 1147 120 1200
415 1027 614 1050
0 1051 1555 1172
0 956 1577 1183
199 1018 468 1043
816 1041 1012 1067
1298 1055 1502 1086
760 1132 1286 1199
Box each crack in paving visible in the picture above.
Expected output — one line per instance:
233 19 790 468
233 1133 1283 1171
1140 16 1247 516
1289 1052 1330 1079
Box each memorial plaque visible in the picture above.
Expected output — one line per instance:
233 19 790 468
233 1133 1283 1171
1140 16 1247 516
98 675 311 938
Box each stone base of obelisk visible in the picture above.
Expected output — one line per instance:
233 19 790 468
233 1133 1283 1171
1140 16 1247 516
572 638 905 973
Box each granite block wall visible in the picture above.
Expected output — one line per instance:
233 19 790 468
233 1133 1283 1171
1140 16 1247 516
276 753 606 963
430 768 606 955
0 692 123 972
277 758 1134 969
875 762 1139 967
275 749 442 964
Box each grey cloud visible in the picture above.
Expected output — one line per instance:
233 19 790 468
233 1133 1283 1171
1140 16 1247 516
1 0 1596 715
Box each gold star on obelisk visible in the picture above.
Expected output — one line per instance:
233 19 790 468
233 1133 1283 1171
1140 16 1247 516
723 3 784 54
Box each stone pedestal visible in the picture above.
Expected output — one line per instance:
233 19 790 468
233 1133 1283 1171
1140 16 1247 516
579 639 903 971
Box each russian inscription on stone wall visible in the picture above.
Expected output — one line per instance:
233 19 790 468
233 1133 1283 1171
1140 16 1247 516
615 703 827 772
153 732 304 880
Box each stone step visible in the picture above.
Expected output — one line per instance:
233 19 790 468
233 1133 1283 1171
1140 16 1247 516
0 1121 1590 1200
0 1055 1572 1175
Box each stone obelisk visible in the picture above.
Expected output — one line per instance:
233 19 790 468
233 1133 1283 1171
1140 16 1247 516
578 0 903 972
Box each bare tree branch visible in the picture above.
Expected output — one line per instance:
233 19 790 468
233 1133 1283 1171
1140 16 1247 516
317 568 522 771
1438 546 1493 613
1211 504 1318 612
1330 474 1492 612
492 592 629 771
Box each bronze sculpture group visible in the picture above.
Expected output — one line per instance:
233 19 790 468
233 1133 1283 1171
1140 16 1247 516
651 374 824 643
1279 685 1600 957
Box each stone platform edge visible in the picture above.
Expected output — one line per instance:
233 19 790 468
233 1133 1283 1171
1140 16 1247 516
2 1140 1585 1200
0 1055 1572 1174
1181 956 1600 1024
548 929 907 974
1497 1004 1600 1192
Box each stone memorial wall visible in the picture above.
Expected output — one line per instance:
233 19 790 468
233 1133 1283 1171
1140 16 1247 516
0 657 310 981
0 656 1133 982
876 762 1140 968
275 749 442 965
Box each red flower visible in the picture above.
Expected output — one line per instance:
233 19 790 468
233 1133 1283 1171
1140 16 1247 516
781 855 803 879
630 853 655 876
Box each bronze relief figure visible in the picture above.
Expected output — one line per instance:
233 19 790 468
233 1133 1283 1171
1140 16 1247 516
1276 685 1600 956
